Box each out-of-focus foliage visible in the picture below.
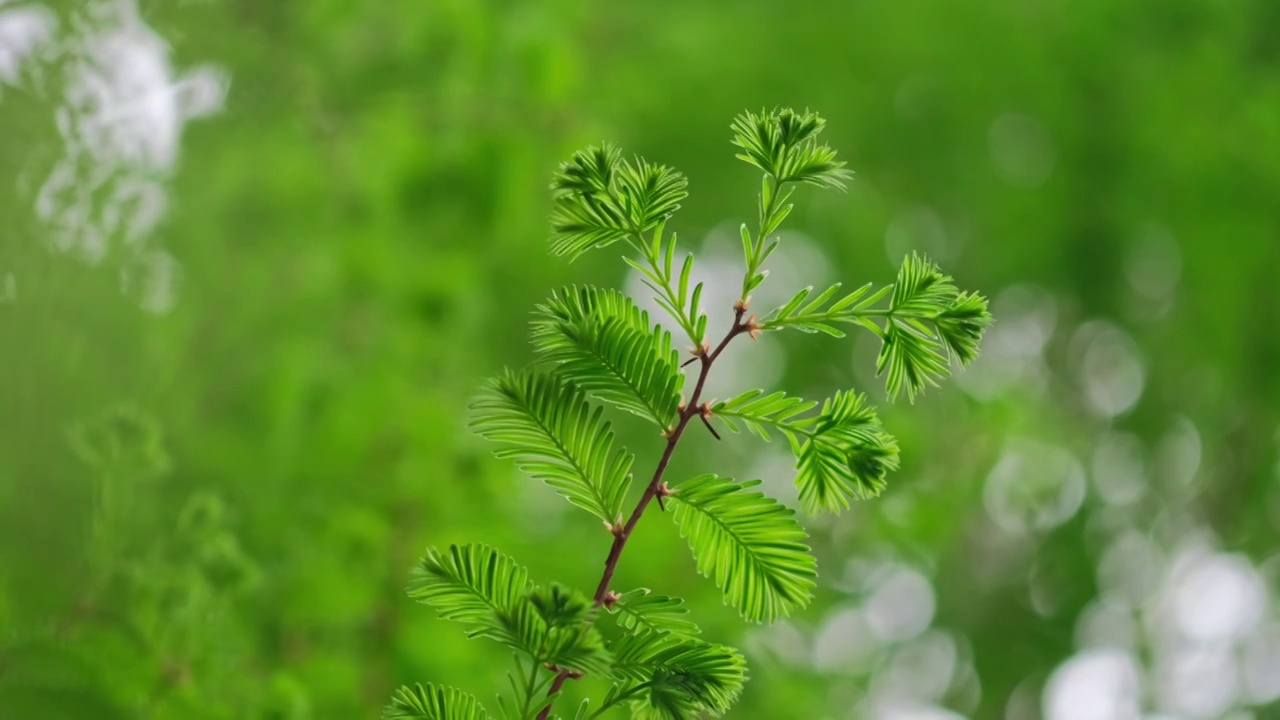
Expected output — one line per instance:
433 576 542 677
0 0 1277 719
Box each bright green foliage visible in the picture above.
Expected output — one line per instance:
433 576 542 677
730 108 852 190
384 683 491 720
713 390 901 513
760 281 888 337
532 286 686 427
407 545 610 675
549 145 689 261
607 590 701 637
711 390 820 442
408 544 535 650
622 232 709 347
397 108 985 718
731 108 855 300
794 392 901 512
603 631 746 719
470 369 634 523
551 143 710 347
668 475 818 623
760 253 993 402
877 254 990 401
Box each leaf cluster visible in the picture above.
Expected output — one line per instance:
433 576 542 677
713 390 900 513
549 146 688 262
761 253 993 401
550 147 708 347
730 108 854 299
407 544 610 676
730 108 852 189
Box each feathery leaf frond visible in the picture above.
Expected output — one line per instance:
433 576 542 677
732 108 851 302
605 630 746 719
877 253 991 401
668 475 817 623
470 368 633 522
407 545 610 672
408 544 533 645
711 390 818 443
712 390 898 512
759 282 889 337
550 145 688 260
608 589 701 636
549 144 631 259
532 286 685 426
795 392 899 513
623 232 709 347
617 158 690 234
758 254 991 401
384 683 490 720
731 108 852 190
407 543 543 658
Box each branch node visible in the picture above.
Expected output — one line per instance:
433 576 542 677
687 341 712 359
656 481 676 510
734 296 752 312
602 590 622 609
744 313 763 340
604 520 625 538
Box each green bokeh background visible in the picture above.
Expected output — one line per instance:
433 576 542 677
2 0 1278 718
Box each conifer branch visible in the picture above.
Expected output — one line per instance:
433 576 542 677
391 108 990 720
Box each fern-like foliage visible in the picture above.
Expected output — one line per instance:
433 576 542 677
393 108 989 720
608 589 701 637
550 145 711 347
713 389 899 513
731 108 852 189
761 253 993 401
532 286 684 427
877 253 990 401
384 683 490 720
730 107 854 300
668 475 817 622
470 368 633 523
408 545 610 674
604 630 746 719
711 390 818 443
549 145 688 260
759 281 887 337
622 234 709 347
794 392 900 512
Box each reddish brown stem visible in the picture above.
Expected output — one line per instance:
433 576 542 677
534 308 747 720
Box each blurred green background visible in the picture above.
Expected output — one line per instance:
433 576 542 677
2 0 1278 718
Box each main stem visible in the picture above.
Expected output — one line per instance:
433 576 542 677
535 307 749 720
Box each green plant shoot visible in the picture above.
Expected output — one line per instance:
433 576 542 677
386 108 992 720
